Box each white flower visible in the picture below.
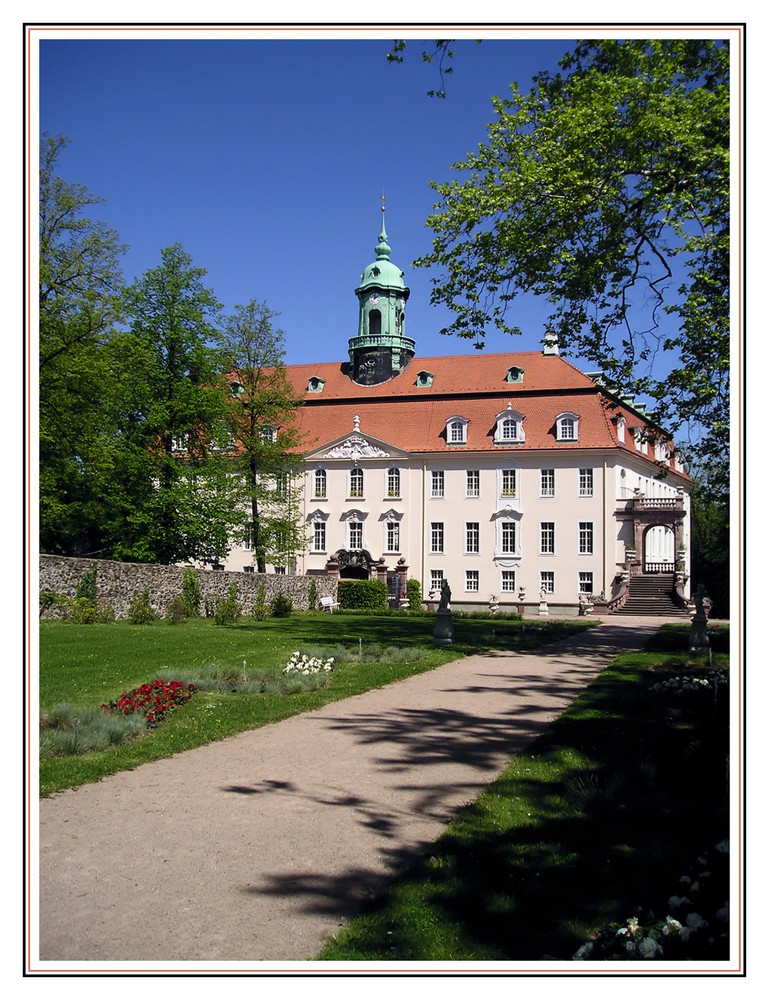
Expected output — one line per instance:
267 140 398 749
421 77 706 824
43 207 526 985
639 937 663 958
573 942 593 960
663 916 682 935
627 916 640 934
626 940 637 953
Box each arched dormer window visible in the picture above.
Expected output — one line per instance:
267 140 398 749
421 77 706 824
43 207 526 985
229 380 244 396
446 415 468 446
494 408 525 445
307 376 326 393
505 365 524 384
616 415 626 443
556 412 579 442
415 370 434 387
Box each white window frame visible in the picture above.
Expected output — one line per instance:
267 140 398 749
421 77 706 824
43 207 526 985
430 521 445 554
540 521 555 555
348 519 364 550
540 571 555 595
540 468 555 497
313 468 327 499
465 569 480 593
465 521 480 555
430 569 445 593
386 467 401 498
500 468 517 498
578 572 594 594
556 412 579 442
494 408 525 445
578 468 594 497
312 519 327 553
500 520 517 555
384 518 401 554
446 415 468 445
500 570 516 592
578 521 594 555
431 470 445 499
466 469 480 498
348 466 364 499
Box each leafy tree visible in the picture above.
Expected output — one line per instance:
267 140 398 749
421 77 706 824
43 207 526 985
410 40 729 485
221 300 306 572
39 134 127 554
105 244 236 564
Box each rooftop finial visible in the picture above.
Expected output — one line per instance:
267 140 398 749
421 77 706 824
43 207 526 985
376 193 391 260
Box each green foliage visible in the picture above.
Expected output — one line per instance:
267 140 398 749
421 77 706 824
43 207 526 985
269 593 293 618
250 582 268 621
127 589 156 625
307 579 318 611
69 597 115 624
75 568 97 602
338 579 389 612
181 569 202 618
220 299 307 572
690 484 730 617
39 590 68 617
39 134 128 557
414 40 729 482
213 584 242 625
165 595 189 624
407 577 422 611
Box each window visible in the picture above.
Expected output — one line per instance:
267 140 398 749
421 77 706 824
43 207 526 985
242 523 255 551
634 428 646 453
313 468 327 498
540 521 555 554
494 408 524 444
387 468 401 498
431 471 445 498
616 416 626 443
416 370 434 387
465 569 480 593
307 376 325 393
348 520 363 549
578 521 594 555
540 571 555 595
368 308 381 336
312 520 326 552
430 522 445 554
578 572 594 594
229 380 244 396
505 365 524 384
556 413 579 441
540 469 555 497
430 569 444 593
501 570 516 592
465 522 480 554
500 469 517 497
385 520 400 553
466 470 480 498
349 467 364 498
260 424 277 443
171 434 189 453
501 521 516 554
446 416 468 445
275 472 289 497
579 468 594 497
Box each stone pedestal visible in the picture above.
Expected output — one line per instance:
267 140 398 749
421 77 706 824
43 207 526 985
538 599 549 617
433 609 454 645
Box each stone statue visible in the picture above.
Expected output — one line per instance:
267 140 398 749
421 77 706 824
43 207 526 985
438 579 451 611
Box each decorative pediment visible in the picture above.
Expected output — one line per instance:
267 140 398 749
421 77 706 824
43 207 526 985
321 434 391 461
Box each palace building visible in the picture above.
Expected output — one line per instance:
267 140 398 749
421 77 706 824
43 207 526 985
221 212 692 616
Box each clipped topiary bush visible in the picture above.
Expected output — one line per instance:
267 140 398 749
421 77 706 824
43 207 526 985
338 579 388 612
270 593 293 618
407 577 422 611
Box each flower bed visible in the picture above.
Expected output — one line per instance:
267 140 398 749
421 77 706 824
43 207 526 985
102 679 195 728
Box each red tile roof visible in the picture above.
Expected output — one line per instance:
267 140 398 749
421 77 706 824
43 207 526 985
275 351 687 480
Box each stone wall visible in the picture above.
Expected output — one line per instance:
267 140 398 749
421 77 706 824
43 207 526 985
38 555 338 619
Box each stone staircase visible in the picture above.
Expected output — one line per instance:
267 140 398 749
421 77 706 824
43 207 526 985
617 572 690 617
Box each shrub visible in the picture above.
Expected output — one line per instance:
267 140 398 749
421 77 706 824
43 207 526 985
181 569 202 618
307 579 318 611
165 595 188 624
75 568 97 602
214 584 242 625
338 579 388 612
407 577 422 611
39 590 69 618
251 582 268 621
69 597 115 624
127 589 156 624
270 593 293 618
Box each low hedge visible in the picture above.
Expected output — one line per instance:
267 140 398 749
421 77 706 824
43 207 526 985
337 579 388 612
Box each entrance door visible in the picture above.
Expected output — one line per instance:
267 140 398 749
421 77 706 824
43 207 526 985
644 524 674 571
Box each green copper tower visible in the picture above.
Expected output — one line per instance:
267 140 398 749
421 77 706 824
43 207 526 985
349 205 414 385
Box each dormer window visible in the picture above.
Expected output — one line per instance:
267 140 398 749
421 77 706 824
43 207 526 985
494 408 525 445
416 370 434 387
260 425 278 444
616 415 626 443
307 376 326 393
556 412 579 442
505 366 524 384
446 415 468 446
229 380 244 396
633 428 647 454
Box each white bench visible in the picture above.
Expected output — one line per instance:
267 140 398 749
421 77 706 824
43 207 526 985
319 595 340 612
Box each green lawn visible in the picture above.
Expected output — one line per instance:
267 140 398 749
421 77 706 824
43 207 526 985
38 612 593 797
316 624 731 962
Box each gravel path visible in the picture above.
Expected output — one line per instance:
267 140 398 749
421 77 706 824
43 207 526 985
37 618 667 969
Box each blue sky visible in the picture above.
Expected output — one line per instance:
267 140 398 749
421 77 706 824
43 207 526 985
38 31 578 366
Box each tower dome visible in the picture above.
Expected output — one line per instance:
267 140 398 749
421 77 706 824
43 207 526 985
349 207 415 385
